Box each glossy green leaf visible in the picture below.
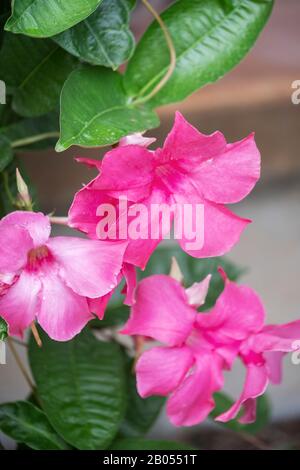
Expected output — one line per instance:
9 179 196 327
141 245 245 310
212 392 271 434
54 0 135 69
0 317 8 341
0 33 76 117
0 135 13 172
124 0 274 107
121 358 165 437
0 401 68 450
5 0 104 38
56 66 159 151
110 438 194 450
29 328 126 450
1 113 59 150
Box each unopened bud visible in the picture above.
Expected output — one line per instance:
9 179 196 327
119 132 156 148
16 168 32 209
169 256 184 284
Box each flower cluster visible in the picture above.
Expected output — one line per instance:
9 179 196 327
0 113 298 426
121 268 300 426
0 211 127 340
69 112 260 268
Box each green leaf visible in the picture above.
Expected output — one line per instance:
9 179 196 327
0 33 76 117
5 0 105 38
0 112 59 150
212 392 271 434
0 135 13 172
56 66 159 151
0 317 8 341
121 358 165 437
29 328 126 450
110 438 195 450
124 0 274 107
0 401 68 450
141 245 245 310
54 0 135 69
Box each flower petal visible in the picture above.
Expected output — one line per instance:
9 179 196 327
136 346 194 397
162 112 226 164
185 275 211 308
174 194 250 258
123 239 161 270
216 363 268 424
254 319 300 352
122 262 137 306
37 270 93 341
121 275 196 346
68 182 118 239
88 292 112 320
75 156 102 170
122 188 172 269
191 134 260 204
70 183 168 269
0 223 33 272
1 211 51 246
264 351 285 384
119 133 156 147
47 237 127 298
197 273 265 340
0 273 16 296
167 352 224 426
0 271 41 338
93 145 154 201
161 113 260 204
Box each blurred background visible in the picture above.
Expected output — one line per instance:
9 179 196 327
1 0 300 449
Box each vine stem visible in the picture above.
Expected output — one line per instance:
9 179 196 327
49 216 69 226
11 132 59 149
11 338 27 348
31 323 42 348
2 172 15 206
132 335 146 372
134 0 176 104
7 338 35 392
231 428 271 451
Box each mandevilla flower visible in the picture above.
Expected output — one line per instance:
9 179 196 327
121 269 300 426
69 112 260 269
0 211 127 341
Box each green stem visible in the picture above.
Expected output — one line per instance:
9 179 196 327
11 132 60 149
11 337 28 348
2 171 15 206
49 216 69 226
132 0 176 105
8 338 42 408
7 338 35 392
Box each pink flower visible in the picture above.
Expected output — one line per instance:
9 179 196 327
0 211 127 341
121 270 300 426
69 112 260 269
216 313 300 422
